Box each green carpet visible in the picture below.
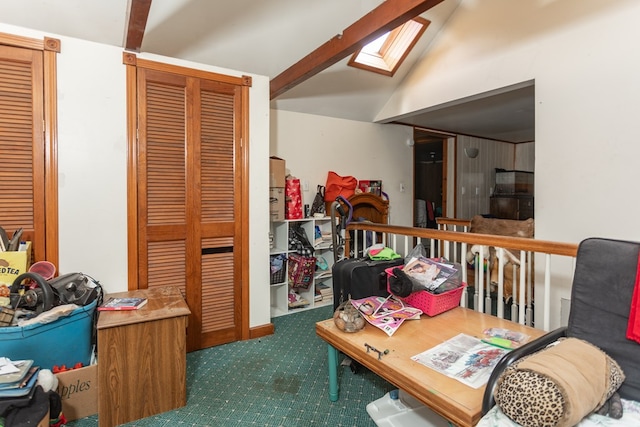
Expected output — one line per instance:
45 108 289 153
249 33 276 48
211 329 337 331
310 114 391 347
68 305 393 426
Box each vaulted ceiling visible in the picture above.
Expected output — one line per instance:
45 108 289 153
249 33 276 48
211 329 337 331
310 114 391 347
0 0 534 142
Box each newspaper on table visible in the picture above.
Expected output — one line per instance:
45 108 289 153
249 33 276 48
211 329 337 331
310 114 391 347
411 333 509 389
351 295 422 337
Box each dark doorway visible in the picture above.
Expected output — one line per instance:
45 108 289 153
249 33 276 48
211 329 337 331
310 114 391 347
414 130 446 228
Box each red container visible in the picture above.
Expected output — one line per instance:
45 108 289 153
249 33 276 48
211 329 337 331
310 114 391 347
385 267 466 316
29 260 56 280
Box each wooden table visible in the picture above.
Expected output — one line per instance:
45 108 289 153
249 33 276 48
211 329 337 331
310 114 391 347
96 287 191 427
316 307 544 427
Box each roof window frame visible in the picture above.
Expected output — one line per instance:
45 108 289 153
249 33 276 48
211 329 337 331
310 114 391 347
348 17 430 77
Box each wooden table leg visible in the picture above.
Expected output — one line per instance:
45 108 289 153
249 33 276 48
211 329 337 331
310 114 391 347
327 344 339 401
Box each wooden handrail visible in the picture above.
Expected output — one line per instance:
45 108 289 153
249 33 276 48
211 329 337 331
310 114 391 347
347 222 578 257
436 217 472 228
343 221 579 331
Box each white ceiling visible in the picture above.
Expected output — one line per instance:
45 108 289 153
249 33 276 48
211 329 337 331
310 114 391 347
0 0 534 142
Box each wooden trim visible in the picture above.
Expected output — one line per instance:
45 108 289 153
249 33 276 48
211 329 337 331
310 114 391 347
249 323 275 340
43 48 59 266
0 32 45 50
125 61 139 289
442 134 448 219
411 126 457 138
43 37 60 53
185 78 202 351
240 83 251 340
270 0 444 99
396 121 527 144
123 52 137 66
453 135 458 217
1 32 60 265
125 0 153 52
135 57 246 86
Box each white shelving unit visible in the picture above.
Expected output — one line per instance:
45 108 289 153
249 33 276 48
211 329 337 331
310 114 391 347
269 217 337 317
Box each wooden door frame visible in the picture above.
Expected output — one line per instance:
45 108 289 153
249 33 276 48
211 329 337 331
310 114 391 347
412 128 455 224
123 53 252 341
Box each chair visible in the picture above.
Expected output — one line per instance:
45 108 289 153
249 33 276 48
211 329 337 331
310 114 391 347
479 237 640 425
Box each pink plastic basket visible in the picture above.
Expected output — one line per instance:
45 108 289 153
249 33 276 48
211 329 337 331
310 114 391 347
385 267 466 317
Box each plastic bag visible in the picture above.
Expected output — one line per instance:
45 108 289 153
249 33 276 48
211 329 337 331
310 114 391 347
405 242 427 265
389 255 462 297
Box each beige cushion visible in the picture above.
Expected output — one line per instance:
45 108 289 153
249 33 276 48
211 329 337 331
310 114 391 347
494 338 625 427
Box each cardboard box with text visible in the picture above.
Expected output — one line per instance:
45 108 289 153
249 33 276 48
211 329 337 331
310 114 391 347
0 241 32 287
55 364 98 421
270 187 285 221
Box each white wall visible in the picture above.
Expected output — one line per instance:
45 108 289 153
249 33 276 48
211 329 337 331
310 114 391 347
270 109 414 227
378 0 640 327
514 142 535 172
0 23 272 328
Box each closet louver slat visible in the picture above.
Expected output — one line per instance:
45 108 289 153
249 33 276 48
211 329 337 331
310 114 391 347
201 91 234 223
0 46 44 237
146 82 186 225
201 237 235 334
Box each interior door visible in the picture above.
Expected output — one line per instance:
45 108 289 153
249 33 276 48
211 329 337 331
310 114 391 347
413 131 447 228
132 61 248 351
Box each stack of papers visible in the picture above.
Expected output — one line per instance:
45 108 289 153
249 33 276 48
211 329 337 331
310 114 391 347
411 334 508 388
351 295 422 336
0 358 39 397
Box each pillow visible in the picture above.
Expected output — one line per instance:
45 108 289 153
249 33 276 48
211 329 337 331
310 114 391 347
493 337 625 427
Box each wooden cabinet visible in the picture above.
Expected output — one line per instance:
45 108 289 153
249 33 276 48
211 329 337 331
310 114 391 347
96 287 190 427
490 195 534 220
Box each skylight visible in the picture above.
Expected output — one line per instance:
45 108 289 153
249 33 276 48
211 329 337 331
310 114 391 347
348 17 429 77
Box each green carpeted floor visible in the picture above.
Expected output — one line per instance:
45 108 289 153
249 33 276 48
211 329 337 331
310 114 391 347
68 305 393 426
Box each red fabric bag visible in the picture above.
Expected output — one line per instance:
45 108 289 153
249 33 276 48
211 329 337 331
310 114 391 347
626 253 640 343
324 171 357 202
285 177 303 219
288 254 316 289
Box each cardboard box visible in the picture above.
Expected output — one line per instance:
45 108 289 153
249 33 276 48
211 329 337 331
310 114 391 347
0 241 32 287
270 187 285 221
269 156 286 187
55 364 98 421
37 410 50 427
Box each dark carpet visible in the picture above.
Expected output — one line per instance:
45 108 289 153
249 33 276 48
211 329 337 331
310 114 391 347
68 305 393 426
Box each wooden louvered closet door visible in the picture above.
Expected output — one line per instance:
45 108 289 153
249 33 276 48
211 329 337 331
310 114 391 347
137 67 245 351
0 45 46 261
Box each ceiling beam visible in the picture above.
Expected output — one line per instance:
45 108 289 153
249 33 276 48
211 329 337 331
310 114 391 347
270 0 444 100
125 0 153 51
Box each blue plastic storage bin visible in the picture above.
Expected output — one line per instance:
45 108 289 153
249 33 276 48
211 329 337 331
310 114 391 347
0 299 97 370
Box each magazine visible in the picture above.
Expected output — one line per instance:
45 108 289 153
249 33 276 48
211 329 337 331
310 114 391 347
351 295 422 337
98 297 148 311
411 333 509 388
403 257 459 292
